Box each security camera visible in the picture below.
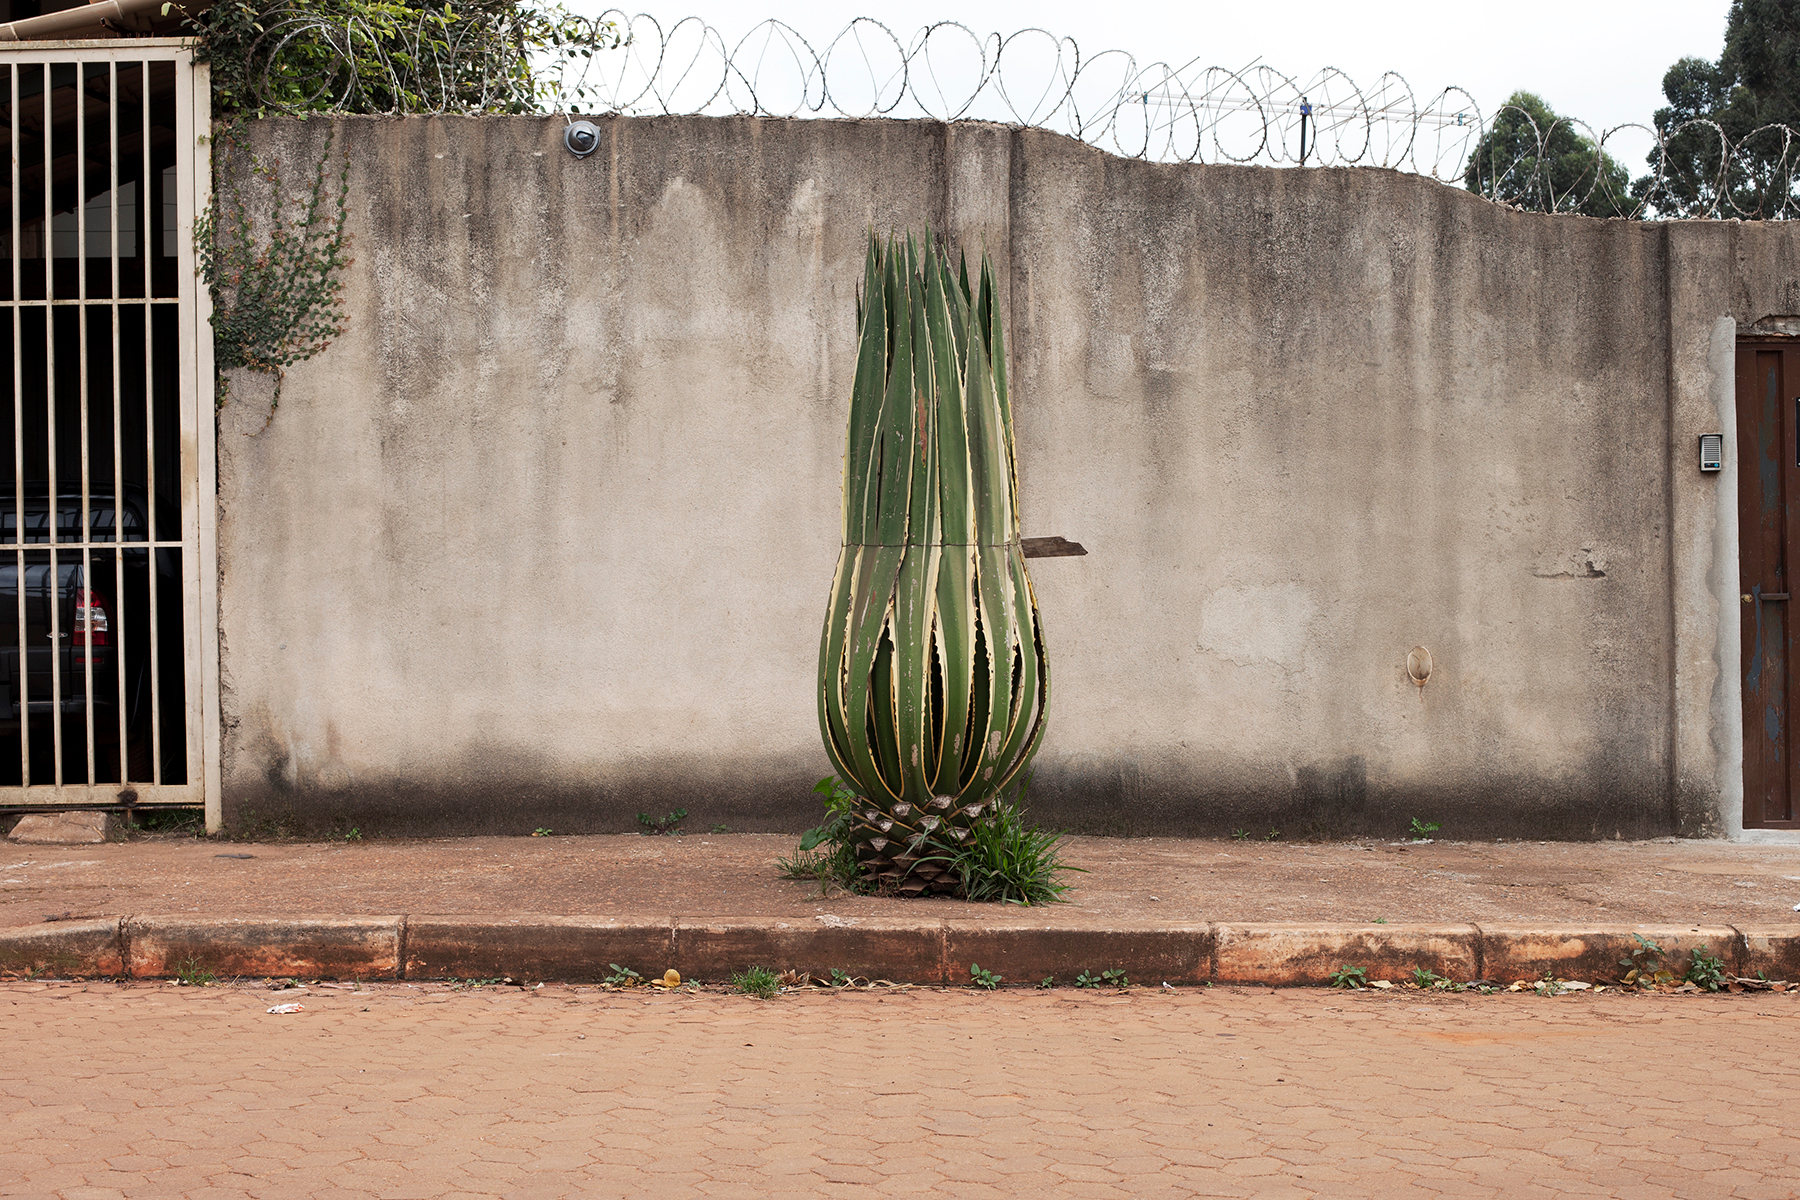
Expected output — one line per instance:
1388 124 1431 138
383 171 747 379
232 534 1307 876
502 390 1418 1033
564 120 600 159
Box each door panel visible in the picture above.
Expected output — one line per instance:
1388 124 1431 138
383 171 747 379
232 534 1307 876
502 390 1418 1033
1738 343 1800 828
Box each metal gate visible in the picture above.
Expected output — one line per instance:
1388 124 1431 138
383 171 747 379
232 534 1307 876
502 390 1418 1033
0 40 214 818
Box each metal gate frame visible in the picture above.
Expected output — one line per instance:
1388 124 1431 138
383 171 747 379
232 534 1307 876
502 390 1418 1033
1734 336 1800 832
0 39 217 827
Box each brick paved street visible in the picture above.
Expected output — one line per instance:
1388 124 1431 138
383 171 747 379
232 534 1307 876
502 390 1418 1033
5 980 1798 1198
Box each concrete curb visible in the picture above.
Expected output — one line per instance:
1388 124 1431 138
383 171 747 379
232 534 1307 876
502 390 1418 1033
945 920 1214 985
124 916 402 980
1216 924 1479 986
1476 924 1741 984
406 916 669 981
0 918 123 977
4 917 1798 987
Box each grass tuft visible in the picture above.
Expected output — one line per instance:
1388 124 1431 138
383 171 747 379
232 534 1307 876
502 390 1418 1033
925 796 1082 906
731 965 781 999
781 776 1079 905
174 957 217 987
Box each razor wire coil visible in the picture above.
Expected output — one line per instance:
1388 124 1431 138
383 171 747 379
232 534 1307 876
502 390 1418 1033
242 7 1800 220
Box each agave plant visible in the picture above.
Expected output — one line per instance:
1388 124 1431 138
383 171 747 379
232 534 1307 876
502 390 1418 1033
817 232 1049 895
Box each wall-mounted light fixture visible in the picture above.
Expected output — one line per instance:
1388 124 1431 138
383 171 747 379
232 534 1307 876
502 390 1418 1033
1699 433 1723 472
564 120 600 159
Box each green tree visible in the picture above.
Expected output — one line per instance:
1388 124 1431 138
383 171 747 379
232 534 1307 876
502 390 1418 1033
1638 1 1800 218
189 0 616 117
1464 90 1631 218
1725 0 1800 128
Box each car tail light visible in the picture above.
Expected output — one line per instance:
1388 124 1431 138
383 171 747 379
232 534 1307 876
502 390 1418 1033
73 588 109 647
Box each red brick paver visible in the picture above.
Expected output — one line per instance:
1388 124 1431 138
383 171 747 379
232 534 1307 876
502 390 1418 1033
4 981 1797 1198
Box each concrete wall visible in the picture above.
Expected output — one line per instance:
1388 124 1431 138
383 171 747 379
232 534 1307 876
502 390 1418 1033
213 114 1800 840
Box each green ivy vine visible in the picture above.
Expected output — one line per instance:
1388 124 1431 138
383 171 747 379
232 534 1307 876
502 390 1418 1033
194 119 351 424
185 1 617 425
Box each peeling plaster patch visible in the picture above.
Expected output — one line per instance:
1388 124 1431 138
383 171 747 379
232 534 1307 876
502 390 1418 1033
1198 585 1316 670
1533 545 1609 579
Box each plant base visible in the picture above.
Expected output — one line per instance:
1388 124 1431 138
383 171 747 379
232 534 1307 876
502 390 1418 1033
851 826 963 896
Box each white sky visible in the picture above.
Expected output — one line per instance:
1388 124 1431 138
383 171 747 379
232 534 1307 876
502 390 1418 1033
567 1 1734 145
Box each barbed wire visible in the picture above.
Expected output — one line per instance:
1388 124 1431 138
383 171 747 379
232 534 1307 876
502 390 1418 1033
232 5 562 115
241 8 1800 220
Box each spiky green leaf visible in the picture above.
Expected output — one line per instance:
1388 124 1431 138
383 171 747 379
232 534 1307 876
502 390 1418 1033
817 233 1050 895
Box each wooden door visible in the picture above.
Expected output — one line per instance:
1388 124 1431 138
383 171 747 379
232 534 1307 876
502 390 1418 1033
1738 342 1800 828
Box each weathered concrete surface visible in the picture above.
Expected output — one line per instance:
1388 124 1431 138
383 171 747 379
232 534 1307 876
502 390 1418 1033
0 918 123 977
1475 924 1739 985
13 834 1800 932
123 915 400 979
1738 928 1800 979
213 115 1800 839
1214 923 1481 986
944 919 1215 985
7 811 115 844
404 915 670 982
8 835 1799 983
6 911 1796 986
673 917 949 984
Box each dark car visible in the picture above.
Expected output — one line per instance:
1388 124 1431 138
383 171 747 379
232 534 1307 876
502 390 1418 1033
0 484 186 786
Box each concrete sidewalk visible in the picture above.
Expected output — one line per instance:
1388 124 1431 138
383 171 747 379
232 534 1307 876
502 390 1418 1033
3 830 1800 987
